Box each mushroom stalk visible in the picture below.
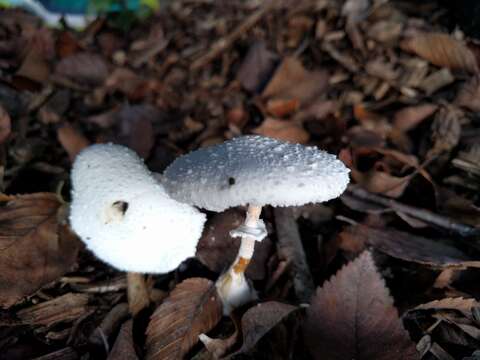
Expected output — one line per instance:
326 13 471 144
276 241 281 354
231 205 262 274
127 272 150 316
216 205 264 314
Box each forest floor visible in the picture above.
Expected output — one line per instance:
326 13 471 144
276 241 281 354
0 0 480 359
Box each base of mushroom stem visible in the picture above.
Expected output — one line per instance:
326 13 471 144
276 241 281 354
215 268 257 315
127 272 150 316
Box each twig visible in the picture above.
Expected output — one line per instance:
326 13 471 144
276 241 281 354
190 0 279 70
131 38 170 68
89 303 129 348
274 207 315 302
345 186 480 237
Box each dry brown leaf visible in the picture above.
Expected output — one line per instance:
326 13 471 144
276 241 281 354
428 105 462 158
55 52 109 86
414 297 479 313
353 103 391 138
17 293 89 327
31 347 79 360
393 104 438 132
400 33 478 73
262 57 328 106
373 148 433 184
107 319 138 360
303 251 418 360
342 0 370 23
145 278 222 360
351 169 410 198
286 16 314 48
265 98 300 118
405 297 480 348
236 41 278 93
337 225 478 269
0 193 81 308
455 76 480 112
89 303 129 347
57 123 90 162
419 68 455 95
231 301 298 356
15 46 50 84
56 31 81 58
103 67 146 98
0 105 11 145
113 104 156 159
252 117 310 144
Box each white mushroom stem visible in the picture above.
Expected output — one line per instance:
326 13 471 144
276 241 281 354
127 272 150 316
216 205 265 314
231 205 262 274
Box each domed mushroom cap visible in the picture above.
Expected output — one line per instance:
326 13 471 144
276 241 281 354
163 136 350 212
70 143 206 274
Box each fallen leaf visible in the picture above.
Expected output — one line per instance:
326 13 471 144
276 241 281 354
419 68 455 95
303 251 418 360
0 193 81 308
57 123 90 162
405 298 480 352
103 67 146 99
400 33 478 73
17 293 89 327
129 23 168 68
252 117 310 144
373 148 433 184
351 169 410 198
145 278 222 360
231 301 298 356
393 104 438 132
0 105 11 144
342 0 370 23
346 126 386 150
114 104 156 159
455 76 480 112
337 225 478 269
368 20 403 44
15 46 50 84
413 297 479 314
353 104 391 134
262 57 328 106
236 41 278 93
428 105 462 158
107 319 138 360
56 31 81 58
55 52 109 86
265 98 300 117
31 347 79 360
38 90 71 125
286 16 314 48
89 303 129 347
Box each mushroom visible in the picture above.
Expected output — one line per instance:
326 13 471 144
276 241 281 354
162 135 350 313
70 143 206 314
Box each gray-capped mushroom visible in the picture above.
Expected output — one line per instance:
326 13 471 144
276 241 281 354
163 135 350 313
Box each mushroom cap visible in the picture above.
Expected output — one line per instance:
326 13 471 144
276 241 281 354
69 143 206 274
163 135 350 212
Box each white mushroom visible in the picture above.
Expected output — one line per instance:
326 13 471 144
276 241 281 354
70 143 206 314
163 135 350 313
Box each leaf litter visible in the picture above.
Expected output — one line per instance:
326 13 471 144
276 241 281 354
0 0 479 359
